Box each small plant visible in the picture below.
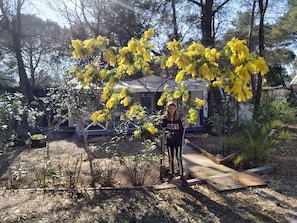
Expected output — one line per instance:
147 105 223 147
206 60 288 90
31 158 53 188
63 155 83 189
30 133 46 140
120 139 159 186
26 133 47 148
227 120 291 169
6 163 27 189
93 159 119 187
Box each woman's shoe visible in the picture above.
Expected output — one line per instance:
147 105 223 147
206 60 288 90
181 176 188 187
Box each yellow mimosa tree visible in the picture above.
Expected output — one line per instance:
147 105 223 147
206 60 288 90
69 28 269 137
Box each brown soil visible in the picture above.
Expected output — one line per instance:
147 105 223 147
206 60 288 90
0 125 297 223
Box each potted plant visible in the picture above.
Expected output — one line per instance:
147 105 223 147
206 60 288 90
29 133 47 148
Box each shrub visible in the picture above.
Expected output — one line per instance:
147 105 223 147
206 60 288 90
0 93 44 150
225 96 294 168
93 159 119 187
119 139 159 186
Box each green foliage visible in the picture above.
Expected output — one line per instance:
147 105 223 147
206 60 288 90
254 96 296 126
265 65 291 87
30 153 83 189
6 163 27 189
225 96 295 168
30 133 46 140
31 158 54 188
208 96 237 136
0 93 44 150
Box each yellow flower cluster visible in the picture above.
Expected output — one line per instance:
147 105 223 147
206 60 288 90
70 28 269 131
164 37 268 102
195 98 205 107
71 36 109 59
133 129 141 138
105 28 155 80
146 123 158 135
165 41 221 82
221 39 269 101
124 104 145 120
226 38 249 66
187 108 198 124
133 122 158 139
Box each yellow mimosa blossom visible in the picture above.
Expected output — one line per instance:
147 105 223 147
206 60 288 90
195 98 205 107
69 28 270 131
157 93 167 106
146 123 158 135
157 99 164 107
127 38 137 51
224 85 231 94
167 39 183 51
107 77 115 87
178 56 190 69
166 56 175 67
205 48 214 61
212 78 225 87
255 57 269 75
84 38 96 49
232 81 242 95
143 51 152 62
173 89 182 99
143 28 154 40
96 35 109 46
127 66 135 75
188 108 198 124
103 48 118 67
175 70 185 83
167 95 174 102
237 91 245 102
90 110 106 123
242 85 253 100
182 91 189 102
68 66 79 74
119 47 130 57
133 129 141 138
120 97 131 107
72 39 83 58
187 42 205 54
106 97 117 109
120 88 128 98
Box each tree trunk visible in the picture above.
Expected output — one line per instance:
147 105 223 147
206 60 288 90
171 0 179 40
10 0 34 103
201 0 214 47
254 0 268 116
249 0 257 100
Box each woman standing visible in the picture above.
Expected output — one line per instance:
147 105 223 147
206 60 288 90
162 101 188 187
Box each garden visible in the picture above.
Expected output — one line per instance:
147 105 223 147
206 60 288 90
1 5 297 221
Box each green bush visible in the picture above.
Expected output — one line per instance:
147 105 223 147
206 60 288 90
223 96 294 168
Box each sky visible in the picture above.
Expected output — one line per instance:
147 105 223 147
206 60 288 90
23 0 68 26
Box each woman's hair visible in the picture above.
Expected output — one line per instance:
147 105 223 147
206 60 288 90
164 101 179 120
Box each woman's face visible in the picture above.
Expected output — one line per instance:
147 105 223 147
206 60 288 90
168 105 176 116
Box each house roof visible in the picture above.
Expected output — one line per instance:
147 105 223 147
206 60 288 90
68 75 207 92
115 75 206 92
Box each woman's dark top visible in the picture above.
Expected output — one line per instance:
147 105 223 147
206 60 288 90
162 118 184 147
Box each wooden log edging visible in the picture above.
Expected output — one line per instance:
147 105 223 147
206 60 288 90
187 141 241 165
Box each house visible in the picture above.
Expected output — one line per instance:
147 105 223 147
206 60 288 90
73 75 208 138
